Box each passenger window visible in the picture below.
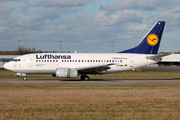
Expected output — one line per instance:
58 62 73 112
36 60 38 62
44 60 46 62
47 60 49 62
56 60 58 62
120 60 122 62
53 60 55 62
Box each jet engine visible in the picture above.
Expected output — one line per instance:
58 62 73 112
55 68 77 78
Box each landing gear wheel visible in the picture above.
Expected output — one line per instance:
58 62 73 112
80 76 85 80
84 76 89 80
80 75 89 80
23 76 27 81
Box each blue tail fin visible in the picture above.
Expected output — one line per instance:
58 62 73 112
119 21 165 54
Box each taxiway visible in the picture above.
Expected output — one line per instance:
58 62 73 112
0 79 180 85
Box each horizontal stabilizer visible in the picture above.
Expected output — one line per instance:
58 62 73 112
146 54 171 59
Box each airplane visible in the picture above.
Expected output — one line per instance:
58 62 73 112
4 21 167 81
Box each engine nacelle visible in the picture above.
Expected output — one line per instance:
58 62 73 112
56 68 77 78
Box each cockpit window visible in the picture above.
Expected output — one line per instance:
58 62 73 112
13 59 21 62
15 59 21 62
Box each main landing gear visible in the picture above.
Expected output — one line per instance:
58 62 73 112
80 74 89 80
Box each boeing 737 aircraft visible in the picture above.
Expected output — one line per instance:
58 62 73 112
4 21 166 80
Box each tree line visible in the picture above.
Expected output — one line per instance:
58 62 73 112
17 47 43 55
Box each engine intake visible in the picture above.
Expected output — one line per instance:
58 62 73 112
56 68 77 78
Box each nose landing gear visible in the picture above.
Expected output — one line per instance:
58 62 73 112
16 73 27 81
23 76 27 81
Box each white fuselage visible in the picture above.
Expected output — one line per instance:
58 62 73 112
3 53 160 74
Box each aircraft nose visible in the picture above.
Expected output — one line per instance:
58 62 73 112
3 63 10 70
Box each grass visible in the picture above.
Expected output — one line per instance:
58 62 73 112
0 85 180 119
1 69 180 119
1 69 180 80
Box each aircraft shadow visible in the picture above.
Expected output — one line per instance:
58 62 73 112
26 78 114 81
26 78 180 81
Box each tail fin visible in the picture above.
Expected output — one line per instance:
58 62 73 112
119 21 165 54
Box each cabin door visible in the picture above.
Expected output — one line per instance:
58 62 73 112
129 57 134 67
28 57 34 67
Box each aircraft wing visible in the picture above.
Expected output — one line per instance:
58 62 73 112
77 63 115 74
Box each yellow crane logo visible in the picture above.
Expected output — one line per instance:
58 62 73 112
147 34 159 46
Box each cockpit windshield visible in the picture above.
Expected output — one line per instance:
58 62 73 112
12 59 21 62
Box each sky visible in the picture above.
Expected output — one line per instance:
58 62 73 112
0 0 180 53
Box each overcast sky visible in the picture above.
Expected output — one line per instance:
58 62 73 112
0 0 180 53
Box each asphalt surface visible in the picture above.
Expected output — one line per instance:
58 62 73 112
1 78 180 85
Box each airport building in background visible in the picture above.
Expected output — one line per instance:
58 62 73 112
158 54 180 66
